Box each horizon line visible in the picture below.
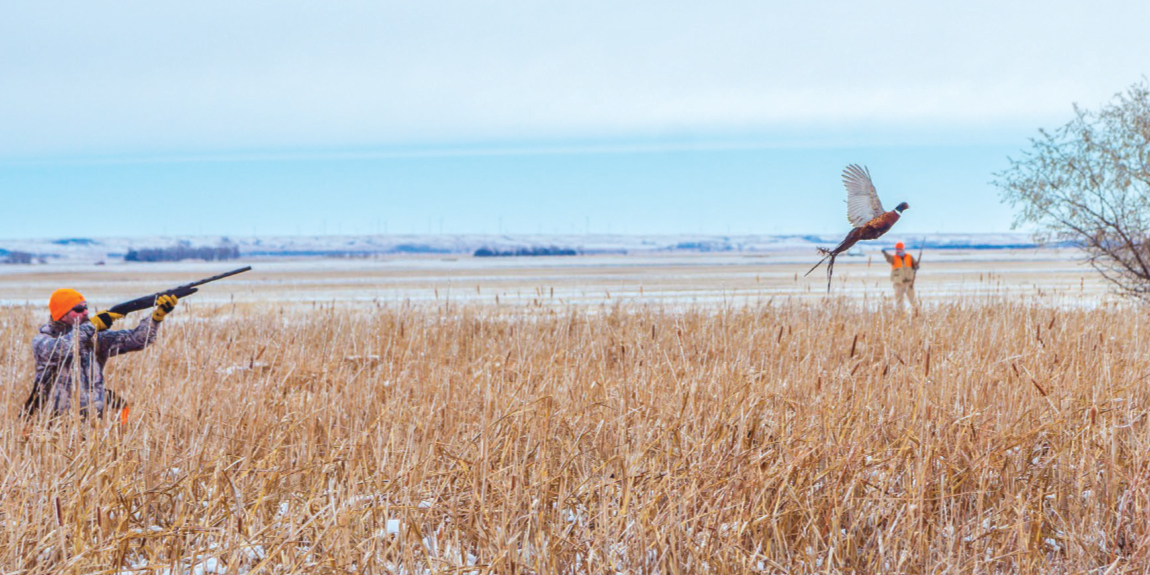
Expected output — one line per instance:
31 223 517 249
1 230 1036 243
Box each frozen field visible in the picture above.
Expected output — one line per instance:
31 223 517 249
5 247 1148 573
0 248 1116 310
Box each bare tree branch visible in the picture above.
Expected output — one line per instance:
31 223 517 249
995 79 1150 301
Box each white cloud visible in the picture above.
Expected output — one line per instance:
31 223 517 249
2 0 1147 158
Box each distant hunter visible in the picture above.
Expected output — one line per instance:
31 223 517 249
881 241 919 310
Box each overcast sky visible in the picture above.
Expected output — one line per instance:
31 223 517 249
2 1 1148 238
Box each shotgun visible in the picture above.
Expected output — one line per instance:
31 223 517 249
911 240 923 287
108 266 252 315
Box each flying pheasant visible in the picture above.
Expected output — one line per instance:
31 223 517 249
805 164 909 291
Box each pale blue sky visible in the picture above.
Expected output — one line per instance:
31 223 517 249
2 1 1148 239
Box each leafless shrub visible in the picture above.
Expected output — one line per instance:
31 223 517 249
997 79 1150 300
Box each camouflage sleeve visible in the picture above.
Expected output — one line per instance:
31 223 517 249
881 250 894 264
33 323 96 372
97 316 162 358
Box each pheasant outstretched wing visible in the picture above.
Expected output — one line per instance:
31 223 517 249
842 164 885 228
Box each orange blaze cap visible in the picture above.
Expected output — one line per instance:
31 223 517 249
894 241 905 250
49 288 86 321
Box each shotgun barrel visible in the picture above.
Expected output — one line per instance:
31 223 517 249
108 266 252 315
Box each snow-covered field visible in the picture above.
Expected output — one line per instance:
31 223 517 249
0 241 1112 310
3 237 1142 574
0 232 1052 264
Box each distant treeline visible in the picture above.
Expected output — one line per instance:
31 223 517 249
1 250 34 264
672 241 733 252
125 244 240 262
474 246 578 257
242 244 453 258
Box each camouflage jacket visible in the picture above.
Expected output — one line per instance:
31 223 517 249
27 317 161 417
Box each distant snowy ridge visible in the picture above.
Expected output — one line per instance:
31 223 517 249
0 233 1050 263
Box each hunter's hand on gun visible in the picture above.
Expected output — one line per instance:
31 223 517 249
152 294 178 322
90 310 124 332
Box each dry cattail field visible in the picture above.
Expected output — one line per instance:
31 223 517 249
3 252 1149 573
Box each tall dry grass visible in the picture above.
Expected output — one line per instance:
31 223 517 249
2 297 1150 573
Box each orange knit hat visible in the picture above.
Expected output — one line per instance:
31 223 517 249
49 288 86 321
894 241 905 250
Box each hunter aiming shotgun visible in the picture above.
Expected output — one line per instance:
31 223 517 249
23 265 252 423
108 266 252 315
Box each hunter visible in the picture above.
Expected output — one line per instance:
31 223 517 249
23 288 178 421
881 241 919 310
